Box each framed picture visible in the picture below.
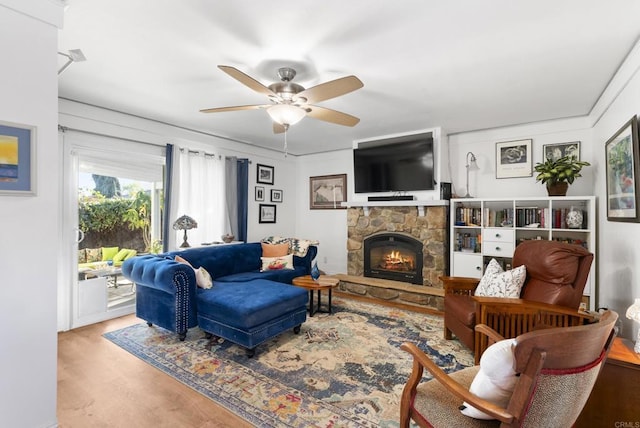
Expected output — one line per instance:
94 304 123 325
256 163 274 185
0 121 36 196
309 173 347 209
255 186 264 201
605 116 640 222
271 189 283 203
259 204 276 223
495 139 532 179
543 141 581 162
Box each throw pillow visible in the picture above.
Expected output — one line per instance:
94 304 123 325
101 246 119 261
260 254 294 271
112 248 131 263
460 338 518 420
78 248 87 264
261 242 289 257
474 258 526 298
85 248 102 263
174 255 213 289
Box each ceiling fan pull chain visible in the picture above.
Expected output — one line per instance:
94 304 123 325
283 125 288 157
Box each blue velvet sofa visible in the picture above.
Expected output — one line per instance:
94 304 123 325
121 242 317 353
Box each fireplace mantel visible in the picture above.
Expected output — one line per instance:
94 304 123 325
341 199 449 216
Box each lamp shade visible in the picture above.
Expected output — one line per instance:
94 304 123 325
172 215 197 231
267 104 306 126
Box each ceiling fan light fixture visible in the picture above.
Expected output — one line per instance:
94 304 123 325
267 104 306 126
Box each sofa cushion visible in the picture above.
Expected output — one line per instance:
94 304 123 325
102 246 120 261
475 258 526 298
196 279 308 330
261 242 289 257
260 254 294 271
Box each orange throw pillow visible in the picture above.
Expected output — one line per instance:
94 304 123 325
261 242 289 257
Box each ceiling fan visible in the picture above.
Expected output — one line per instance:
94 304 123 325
200 65 364 133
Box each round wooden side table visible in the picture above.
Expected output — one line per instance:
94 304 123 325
292 275 339 316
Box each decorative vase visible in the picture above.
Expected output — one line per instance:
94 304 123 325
310 262 320 281
546 182 568 196
566 206 583 229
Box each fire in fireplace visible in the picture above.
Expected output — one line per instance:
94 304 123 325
364 233 423 284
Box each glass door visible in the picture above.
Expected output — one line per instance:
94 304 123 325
62 133 164 329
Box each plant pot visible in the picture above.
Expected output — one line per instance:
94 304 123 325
546 182 569 196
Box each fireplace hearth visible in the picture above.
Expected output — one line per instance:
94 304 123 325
364 233 423 284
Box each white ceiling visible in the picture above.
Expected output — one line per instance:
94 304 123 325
58 1 640 156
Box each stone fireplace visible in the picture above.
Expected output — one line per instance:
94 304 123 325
338 203 448 312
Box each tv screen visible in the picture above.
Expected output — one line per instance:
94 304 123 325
353 133 435 193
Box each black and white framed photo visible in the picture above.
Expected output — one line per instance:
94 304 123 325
255 186 265 201
495 139 532 179
271 189 283 203
258 204 276 223
256 163 274 185
543 141 581 162
0 120 36 196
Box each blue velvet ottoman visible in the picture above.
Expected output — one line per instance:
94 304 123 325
196 279 308 357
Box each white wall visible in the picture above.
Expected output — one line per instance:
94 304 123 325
0 2 62 427
448 117 595 199
592 41 640 342
295 149 352 273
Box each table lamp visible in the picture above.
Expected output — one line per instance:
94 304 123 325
173 215 198 248
626 297 640 353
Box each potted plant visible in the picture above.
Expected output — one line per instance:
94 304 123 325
534 155 591 196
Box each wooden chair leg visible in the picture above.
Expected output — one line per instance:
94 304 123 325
444 326 453 340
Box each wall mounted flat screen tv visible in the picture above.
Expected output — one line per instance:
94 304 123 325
353 133 435 193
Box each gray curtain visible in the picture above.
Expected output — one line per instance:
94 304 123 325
225 157 239 238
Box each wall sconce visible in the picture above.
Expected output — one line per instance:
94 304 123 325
172 215 198 248
626 298 640 353
463 152 479 198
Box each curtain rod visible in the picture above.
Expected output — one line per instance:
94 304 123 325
58 125 163 149
59 125 251 163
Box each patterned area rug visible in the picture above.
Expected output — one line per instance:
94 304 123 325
104 298 473 427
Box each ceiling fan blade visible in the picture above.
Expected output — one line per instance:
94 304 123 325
218 65 277 97
296 75 363 104
199 104 270 113
273 123 286 134
305 106 360 127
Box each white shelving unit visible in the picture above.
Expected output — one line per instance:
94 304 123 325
450 196 597 309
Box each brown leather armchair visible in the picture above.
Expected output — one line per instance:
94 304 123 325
442 240 596 363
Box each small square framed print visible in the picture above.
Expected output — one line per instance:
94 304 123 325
271 189 283 203
259 204 276 223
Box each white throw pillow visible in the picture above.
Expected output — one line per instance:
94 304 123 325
174 255 213 289
474 258 526 298
260 254 295 271
461 338 518 419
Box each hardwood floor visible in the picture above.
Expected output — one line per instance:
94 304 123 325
57 315 253 428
